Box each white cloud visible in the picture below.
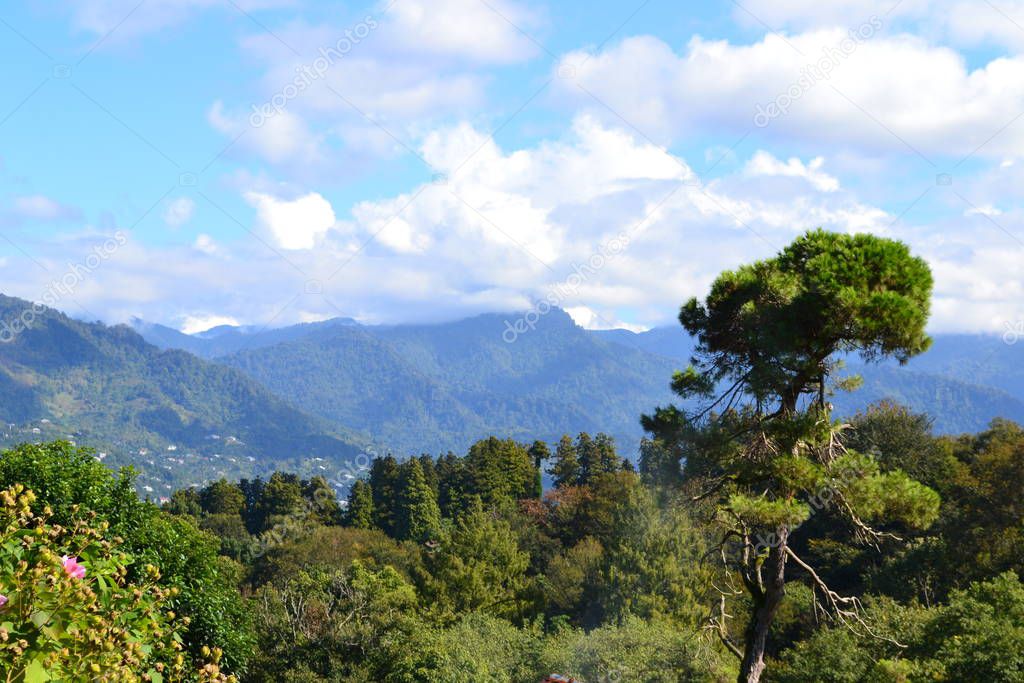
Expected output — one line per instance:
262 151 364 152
162 197 195 227
384 0 540 63
244 190 336 250
324 116 900 327
180 314 240 335
211 0 538 168
744 152 839 191
11 118 1022 336
732 0 1024 51
964 204 1002 217
193 234 219 255
565 305 648 331
11 195 81 221
556 30 1024 158
208 101 324 167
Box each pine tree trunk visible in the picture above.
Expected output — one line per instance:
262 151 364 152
738 526 789 683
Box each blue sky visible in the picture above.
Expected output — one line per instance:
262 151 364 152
1 0 1023 335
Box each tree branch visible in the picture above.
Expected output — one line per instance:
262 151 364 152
785 546 905 648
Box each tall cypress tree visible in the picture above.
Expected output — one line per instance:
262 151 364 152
436 452 469 519
418 454 440 497
395 459 442 543
344 480 374 529
464 437 536 505
369 455 400 536
549 434 581 488
591 433 622 480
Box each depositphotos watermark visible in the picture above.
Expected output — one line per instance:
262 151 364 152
249 15 380 128
754 16 883 128
252 448 375 559
502 231 631 344
0 231 128 343
1003 319 1023 345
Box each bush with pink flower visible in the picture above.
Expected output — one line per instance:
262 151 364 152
0 483 233 682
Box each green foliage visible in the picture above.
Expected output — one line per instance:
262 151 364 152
370 455 401 536
0 483 233 682
868 417 1024 603
670 229 932 414
578 432 624 484
464 436 537 506
382 613 544 682
549 434 581 488
0 441 254 676
395 459 442 543
644 230 939 680
200 479 245 516
638 437 682 488
727 494 811 529
344 479 374 529
424 500 530 620
248 560 419 681
542 536 605 625
770 572 1024 683
601 490 712 627
539 617 734 682
248 525 423 588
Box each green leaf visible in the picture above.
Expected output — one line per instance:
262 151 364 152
23 658 51 683
29 610 51 628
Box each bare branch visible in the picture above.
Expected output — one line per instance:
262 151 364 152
785 546 905 648
704 591 744 661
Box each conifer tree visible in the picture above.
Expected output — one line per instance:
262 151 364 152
464 437 536 505
528 440 550 497
436 451 469 519
345 480 375 529
644 230 941 683
369 455 401 536
591 433 622 480
395 459 442 543
549 434 581 488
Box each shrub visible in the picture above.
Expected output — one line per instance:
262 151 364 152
0 483 232 681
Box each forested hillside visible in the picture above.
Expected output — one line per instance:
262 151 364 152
133 309 1024 452
0 295 364 493
217 309 680 455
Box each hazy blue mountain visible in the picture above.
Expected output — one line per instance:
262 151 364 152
130 316 360 359
597 324 1024 433
0 296 365 494
132 307 1024 456
220 309 680 456
592 325 696 362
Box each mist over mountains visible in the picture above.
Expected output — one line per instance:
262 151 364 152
133 304 1024 447
0 294 1020 496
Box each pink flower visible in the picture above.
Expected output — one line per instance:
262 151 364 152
0 594 7 609
61 555 86 579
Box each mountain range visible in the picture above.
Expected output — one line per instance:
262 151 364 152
134 305 1024 448
0 295 364 496
0 294 1021 495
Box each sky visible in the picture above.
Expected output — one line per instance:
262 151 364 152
1 0 1023 335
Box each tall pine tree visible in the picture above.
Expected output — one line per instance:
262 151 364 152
369 455 400 536
549 434 580 488
344 480 374 529
643 229 940 683
395 459 442 543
